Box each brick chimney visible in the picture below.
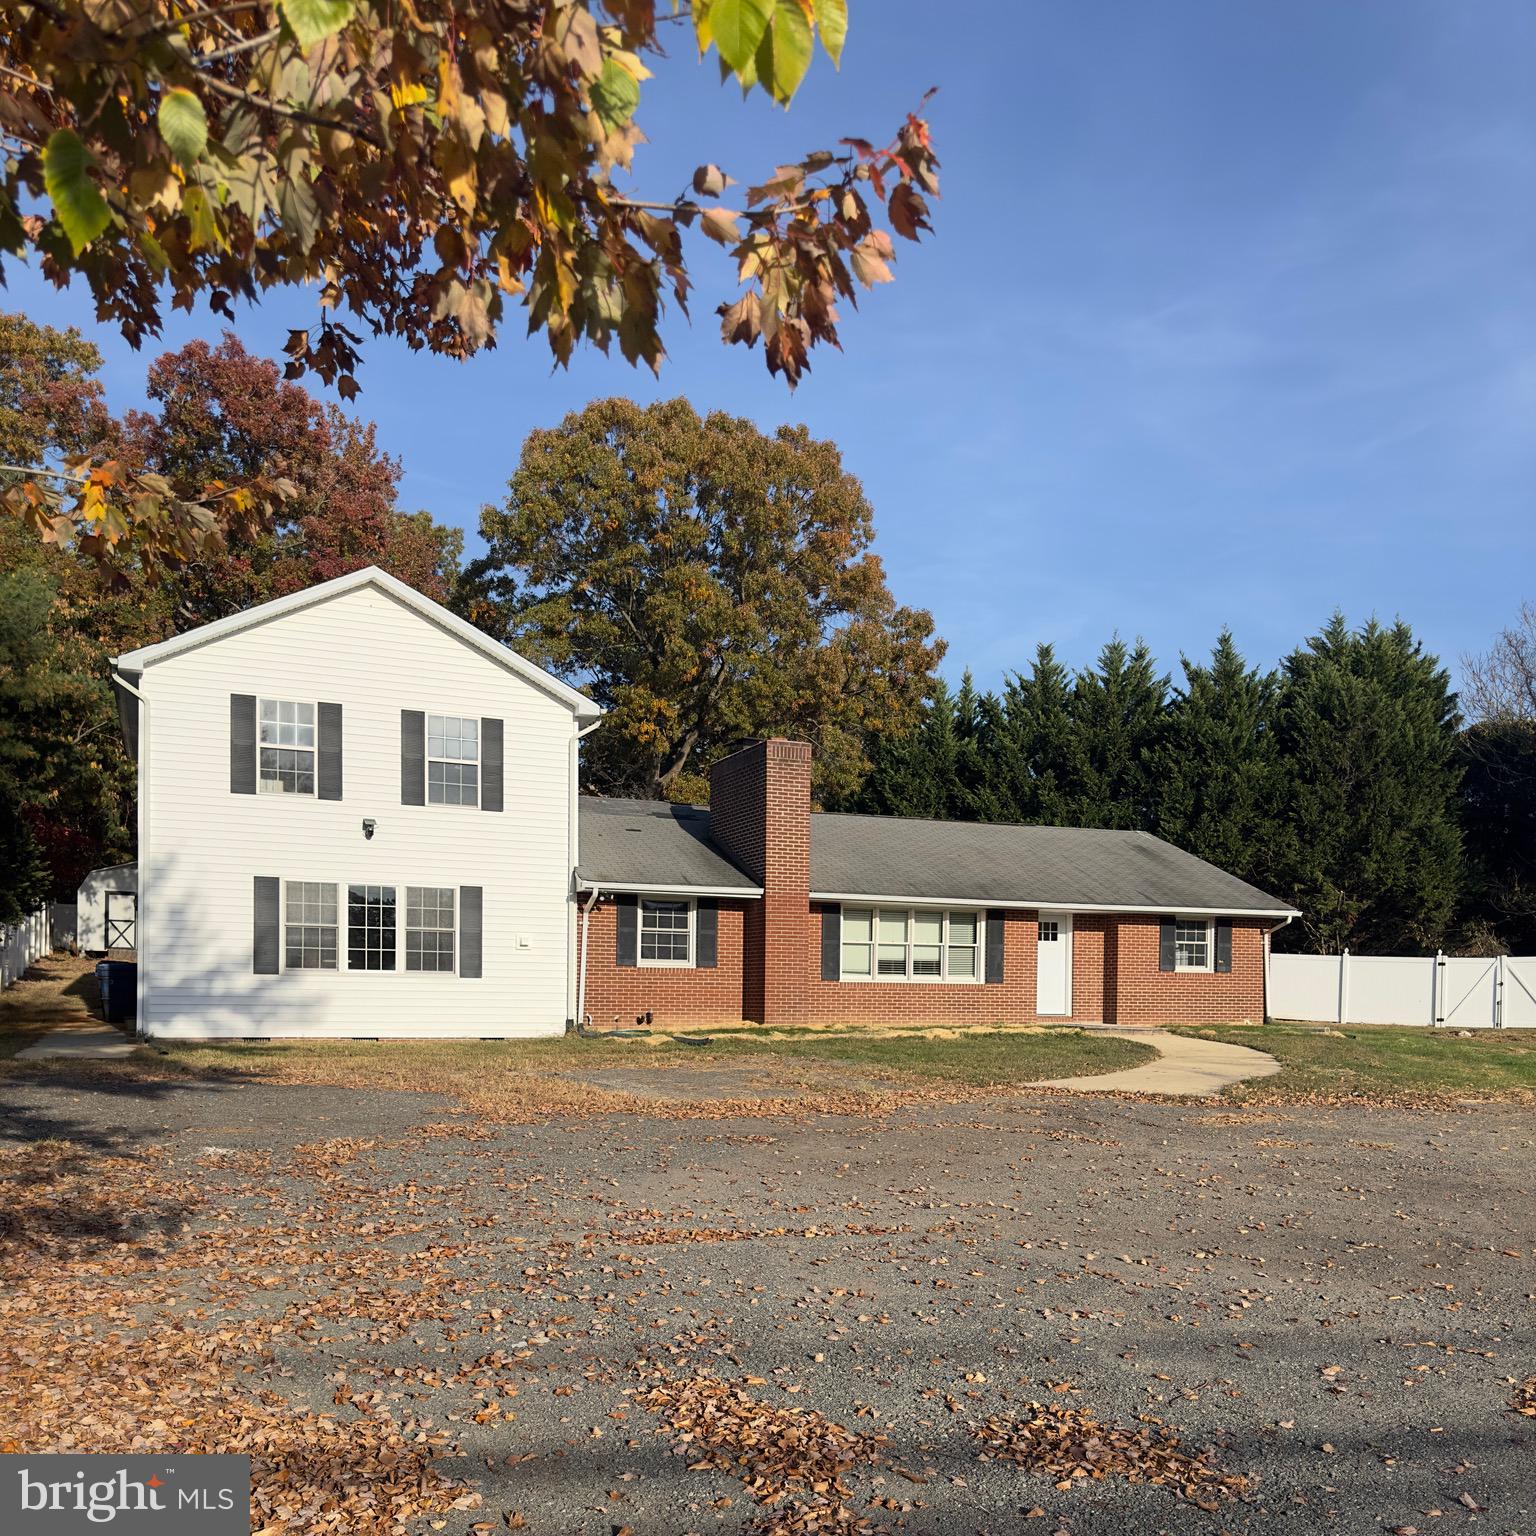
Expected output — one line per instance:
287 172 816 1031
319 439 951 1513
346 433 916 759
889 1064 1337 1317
709 739 812 1025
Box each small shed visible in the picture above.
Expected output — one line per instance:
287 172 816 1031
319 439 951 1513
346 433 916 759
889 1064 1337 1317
77 861 138 953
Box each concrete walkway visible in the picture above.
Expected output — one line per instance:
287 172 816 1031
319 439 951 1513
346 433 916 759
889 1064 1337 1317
1032 1028 1280 1097
15 1020 137 1060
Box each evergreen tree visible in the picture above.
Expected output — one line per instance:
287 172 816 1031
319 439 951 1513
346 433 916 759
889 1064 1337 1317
1457 720 1536 952
847 679 965 819
1155 631 1279 885
980 644 1079 824
1066 638 1168 829
1270 615 1462 953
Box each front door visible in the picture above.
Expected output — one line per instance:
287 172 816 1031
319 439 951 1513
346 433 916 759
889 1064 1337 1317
1035 912 1072 1016
105 891 136 950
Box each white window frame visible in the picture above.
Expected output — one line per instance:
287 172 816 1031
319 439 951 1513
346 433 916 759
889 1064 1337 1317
427 713 480 808
1174 915 1214 972
404 884 457 975
346 883 399 973
257 698 317 797
838 907 983 984
283 880 338 970
638 897 695 968
278 878 473 978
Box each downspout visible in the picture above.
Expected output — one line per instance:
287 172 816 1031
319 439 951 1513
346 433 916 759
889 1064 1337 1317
575 884 600 1032
111 670 148 1042
1263 914 1293 1024
567 717 603 1028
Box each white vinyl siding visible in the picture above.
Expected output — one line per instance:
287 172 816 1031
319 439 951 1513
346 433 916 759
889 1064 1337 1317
137 583 576 1037
841 907 981 983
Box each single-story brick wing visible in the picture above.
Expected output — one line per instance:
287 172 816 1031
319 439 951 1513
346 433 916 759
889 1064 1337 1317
576 738 1297 1030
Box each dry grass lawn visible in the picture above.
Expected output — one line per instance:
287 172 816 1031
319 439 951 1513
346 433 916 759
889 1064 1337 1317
0 952 101 1058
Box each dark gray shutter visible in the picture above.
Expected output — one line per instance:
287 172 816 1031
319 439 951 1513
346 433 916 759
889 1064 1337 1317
480 717 504 812
253 876 280 974
695 898 718 969
1159 917 1177 972
1214 919 1233 974
616 895 638 968
820 905 841 981
459 885 483 978
317 702 343 801
230 694 257 794
985 909 1006 984
401 709 425 805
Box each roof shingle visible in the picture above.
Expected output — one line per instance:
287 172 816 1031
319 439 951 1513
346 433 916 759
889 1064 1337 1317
577 798 1294 914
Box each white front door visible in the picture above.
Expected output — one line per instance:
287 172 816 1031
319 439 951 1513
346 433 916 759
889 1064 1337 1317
1035 912 1072 1016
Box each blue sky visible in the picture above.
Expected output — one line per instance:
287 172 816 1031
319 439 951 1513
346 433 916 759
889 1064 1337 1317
10 0 1534 692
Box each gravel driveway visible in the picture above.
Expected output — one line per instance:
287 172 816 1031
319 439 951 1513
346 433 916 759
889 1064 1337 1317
2 1068 1532 1535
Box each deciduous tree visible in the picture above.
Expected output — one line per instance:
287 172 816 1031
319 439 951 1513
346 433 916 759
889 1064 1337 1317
122 334 463 627
1 1 939 573
470 395 942 802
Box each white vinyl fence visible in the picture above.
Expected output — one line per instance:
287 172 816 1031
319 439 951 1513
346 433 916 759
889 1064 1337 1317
1269 950 1536 1029
1 904 51 990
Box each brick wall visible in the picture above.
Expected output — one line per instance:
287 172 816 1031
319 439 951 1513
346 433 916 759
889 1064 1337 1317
1103 915 1266 1026
797 908 1111 1026
581 895 750 1028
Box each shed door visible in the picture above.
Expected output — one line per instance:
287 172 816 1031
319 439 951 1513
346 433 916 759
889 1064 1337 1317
106 891 137 951
1035 912 1072 1016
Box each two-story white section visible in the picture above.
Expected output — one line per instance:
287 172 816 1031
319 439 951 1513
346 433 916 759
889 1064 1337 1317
112 568 601 1039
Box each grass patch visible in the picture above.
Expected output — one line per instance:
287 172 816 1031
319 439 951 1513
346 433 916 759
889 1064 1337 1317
105 1026 1154 1119
701 1028 1153 1086
1177 1021 1536 1102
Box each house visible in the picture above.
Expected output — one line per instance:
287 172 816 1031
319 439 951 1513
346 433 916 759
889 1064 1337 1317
111 569 1296 1039
112 566 601 1039
576 739 1297 1030
76 860 138 953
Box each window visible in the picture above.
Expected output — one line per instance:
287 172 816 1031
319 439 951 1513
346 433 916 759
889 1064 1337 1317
285 881 337 969
841 908 981 982
1038 919 1059 943
1175 917 1212 971
428 715 479 806
639 899 692 965
348 884 397 970
259 700 315 795
405 886 455 973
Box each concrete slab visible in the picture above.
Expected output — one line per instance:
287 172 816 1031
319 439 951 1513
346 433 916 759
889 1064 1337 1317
1031 1027 1279 1096
15 1022 137 1060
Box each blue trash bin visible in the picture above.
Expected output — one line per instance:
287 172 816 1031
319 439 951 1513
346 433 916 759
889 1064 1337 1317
95 961 112 1021
102 961 137 1026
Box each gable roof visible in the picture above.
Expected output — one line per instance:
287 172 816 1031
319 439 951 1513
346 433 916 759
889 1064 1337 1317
809 813 1296 916
112 566 601 719
575 796 1296 915
577 798 761 896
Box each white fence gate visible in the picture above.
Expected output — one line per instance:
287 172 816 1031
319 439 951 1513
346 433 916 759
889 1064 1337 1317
1 904 51 990
1268 949 1536 1028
